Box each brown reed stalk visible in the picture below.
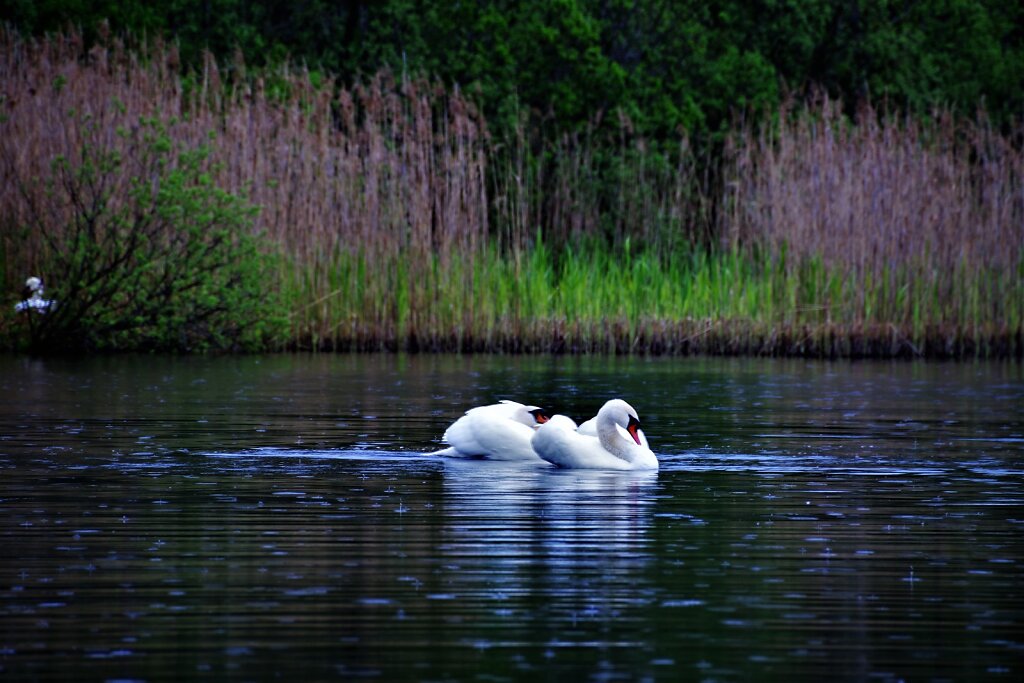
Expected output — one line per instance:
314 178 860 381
723 94 1023 282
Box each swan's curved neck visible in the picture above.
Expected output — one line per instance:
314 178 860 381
597 420 634 462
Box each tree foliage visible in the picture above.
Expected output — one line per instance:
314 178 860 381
7 0 1022 138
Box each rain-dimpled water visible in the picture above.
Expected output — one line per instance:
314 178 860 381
1 353 1021 681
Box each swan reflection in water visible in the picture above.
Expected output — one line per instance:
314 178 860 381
439 459 659 619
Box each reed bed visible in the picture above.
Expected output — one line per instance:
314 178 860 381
285 245 1020 357
1 29 1020 357
724 97 1024 330
0 28 490 312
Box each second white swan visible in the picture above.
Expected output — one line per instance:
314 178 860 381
531 399 658 470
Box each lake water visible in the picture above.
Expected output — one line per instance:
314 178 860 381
1 353 1021 681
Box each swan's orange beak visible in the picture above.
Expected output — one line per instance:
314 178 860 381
626 416 642 445
530 409 549 425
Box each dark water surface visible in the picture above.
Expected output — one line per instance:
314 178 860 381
1 353 1021 681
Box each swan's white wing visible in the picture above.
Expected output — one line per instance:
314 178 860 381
442 414 488 455
467 401 523 420
547 414 579 430
530 416 580 467
442 402 542 460
577 417 597 436
492 400 528 416
443 402 521 453
468 418 542 460
470 400 544 426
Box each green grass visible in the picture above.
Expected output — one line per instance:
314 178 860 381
278 241 1023 358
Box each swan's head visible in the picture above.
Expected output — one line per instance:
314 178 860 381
23 276 43 298
599 398 644 445
501 400 550 428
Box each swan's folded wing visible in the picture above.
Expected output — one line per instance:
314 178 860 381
442 414 488 454
532 417 588 467
442 402 516 453
472 400 528 420
469 418 538 460
441 401 544 459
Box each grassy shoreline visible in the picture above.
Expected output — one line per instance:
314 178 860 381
281 245 1023 358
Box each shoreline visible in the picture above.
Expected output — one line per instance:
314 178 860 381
282 321 1023 360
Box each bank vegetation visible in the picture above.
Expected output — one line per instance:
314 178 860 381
1 29 1021 356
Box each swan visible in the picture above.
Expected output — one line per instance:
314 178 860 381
433 400 550 461
14 276 55 313
532 399 658 470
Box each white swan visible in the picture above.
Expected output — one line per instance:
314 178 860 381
14 276 55 313
433 400 550 461
532 399 658 470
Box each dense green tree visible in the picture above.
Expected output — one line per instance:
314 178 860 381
4 0 1021 136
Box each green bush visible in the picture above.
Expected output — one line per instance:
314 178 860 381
9 116 287 352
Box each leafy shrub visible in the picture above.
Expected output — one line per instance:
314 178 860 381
7 116 287 352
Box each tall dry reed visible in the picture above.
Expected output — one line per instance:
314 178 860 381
723 96 1023 322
